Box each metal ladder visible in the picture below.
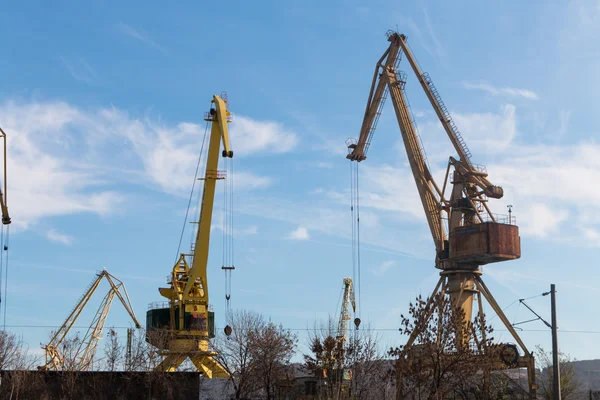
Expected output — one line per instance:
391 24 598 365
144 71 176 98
422 72 472 160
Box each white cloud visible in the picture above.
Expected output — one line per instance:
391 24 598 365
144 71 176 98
423 8 447 66
519 204 569 238
312 161 334 169
0 101 125 230
59 56 97 85
0 100 280 230
412 105 517 163
462 82 539 100
582 227 600 246
233 171 272 191
230 116 298 156
371 260 396 276
116 22 166 53
212 217 258 237
453 104 517 152
340 103 600 246
46 229 73 245
287 226 310 240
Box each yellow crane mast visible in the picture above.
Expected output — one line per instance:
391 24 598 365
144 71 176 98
347 31 536 398
146 94 233 377
40 269 141 371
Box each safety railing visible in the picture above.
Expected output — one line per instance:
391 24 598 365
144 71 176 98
203 111 233 122
148 301 169 310
204 170 226 179
479 213 516 225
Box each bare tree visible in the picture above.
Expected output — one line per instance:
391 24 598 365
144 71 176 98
249 322 297 400
0 330 33 370
0 330 41 400
346 326 394 400
212 309 264 399
303 318 343 398
389 293 504 399
536 346 582 400
303 319 392 400
102 328 123 371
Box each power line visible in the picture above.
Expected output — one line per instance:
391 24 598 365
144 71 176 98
5 325 600 334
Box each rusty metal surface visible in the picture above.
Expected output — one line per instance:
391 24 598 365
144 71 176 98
449 223 520 264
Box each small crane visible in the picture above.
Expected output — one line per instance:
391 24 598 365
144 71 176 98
333 277 359 396
335 278 358 369
146 94 233 377
347 31 536 398
40 269 141 371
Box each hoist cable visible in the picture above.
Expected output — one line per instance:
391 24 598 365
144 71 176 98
350 161 356 305
174 120 210 264
2 226 8 329
230 157 234 269
0 225 3 326
222 159 227 269
355 163 362 317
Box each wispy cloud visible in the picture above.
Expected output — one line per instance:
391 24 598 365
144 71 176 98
212 219 259 237
231 116 298 156
59 56 97 84
423 8 447 66
0 100 285 230
46 229 73 245
117 22 167 53
311 161 334 169
0 101 125 231
371 260 396 276
287 226 310 240
462 82 539 100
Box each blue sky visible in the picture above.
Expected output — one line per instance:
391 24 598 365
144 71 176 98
1 0 600 364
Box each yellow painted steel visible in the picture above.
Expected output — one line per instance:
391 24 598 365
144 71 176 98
40 269 141 371
156 95 232 377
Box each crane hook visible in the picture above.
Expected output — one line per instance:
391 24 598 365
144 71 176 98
224 325 232 337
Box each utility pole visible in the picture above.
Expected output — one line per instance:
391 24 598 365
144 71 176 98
514 285 561 400
551 284 561 400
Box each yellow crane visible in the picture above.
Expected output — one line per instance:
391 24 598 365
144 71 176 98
40 269 141 371
347 31 536 397
146 94 233 377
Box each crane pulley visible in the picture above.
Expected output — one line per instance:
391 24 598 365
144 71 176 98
40 269 141 371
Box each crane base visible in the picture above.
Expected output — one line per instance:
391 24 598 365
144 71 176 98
154 351 229 378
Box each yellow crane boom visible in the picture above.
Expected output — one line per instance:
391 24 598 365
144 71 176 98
147 94 233 377
40 269 141 371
